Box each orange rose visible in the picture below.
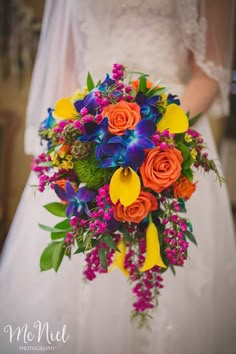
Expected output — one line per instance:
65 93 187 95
140 147 183 193
101 100 141 135
114 191 158 223
131 79 155 91
174 176 196 201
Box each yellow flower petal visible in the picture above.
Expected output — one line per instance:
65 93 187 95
54 98 78 119
157 104 189 134
109 167 141 207
109 239 129 276
140 221 166 272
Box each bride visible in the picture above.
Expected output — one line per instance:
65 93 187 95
1 1 236 353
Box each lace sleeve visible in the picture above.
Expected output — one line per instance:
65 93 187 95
177 0 235 118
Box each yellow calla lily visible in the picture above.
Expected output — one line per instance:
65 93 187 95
109 167 141 207
140 219 166 272
157 103 189 134
109 239 129 276
53 98 78 119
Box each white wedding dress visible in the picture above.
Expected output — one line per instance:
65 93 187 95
1 1 236 354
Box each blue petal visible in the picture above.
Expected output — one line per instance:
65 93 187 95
99 74 116 90
127 145 145 168
136 136 154 148
135 92 146 105
84 92 99 114
65 181 76 198
83 202 92 217
167 94 180 105
66 202 75 217
84 122 99 134
54 184 70 202
95 145 104 159
74 99 84 113
40 108 56 129
135 119 156 136
100 157 118 168
108 136 126 145
77 187 96 202
148 96 159 105
102 143 124 155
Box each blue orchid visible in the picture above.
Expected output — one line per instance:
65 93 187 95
102 120 156 169
39 108 56 130
100 143 128 168
98 74 116 92
135 92 162 123
167 94 180 105
74 91 100 116
79 118 110 159
54 181 96 218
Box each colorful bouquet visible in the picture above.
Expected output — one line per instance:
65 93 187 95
32 64 222 326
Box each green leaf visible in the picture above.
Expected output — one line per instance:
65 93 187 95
185 231 197 246
182 168 193 182
186 110 190 119
145 79 161 95
189 112 202 126
40 243 57 271
96 79 101 87
39 223 69 233
187 221 193 232
146 86 168 97
54 143 64 153
101 233 120 252
169 264 176 276
176 142 190 162
182 154 194 170
51 231 68 240
52 241 65 272
138 75 147 93
98 246 107 271
51 219 73 240
47 146 56 154
87 72 95 91
121 227 134 242
74 244 86 254
54 219 71 230
43 202 67 217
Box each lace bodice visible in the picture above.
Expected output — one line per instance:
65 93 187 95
75 0 187 93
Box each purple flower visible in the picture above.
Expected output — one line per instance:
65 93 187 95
54 181 96 217
74 91 100 116
79 118 110 159
103 120 156 168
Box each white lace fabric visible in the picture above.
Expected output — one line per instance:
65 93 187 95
24 0 234 156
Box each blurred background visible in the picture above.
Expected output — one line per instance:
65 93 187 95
0 0 235 252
